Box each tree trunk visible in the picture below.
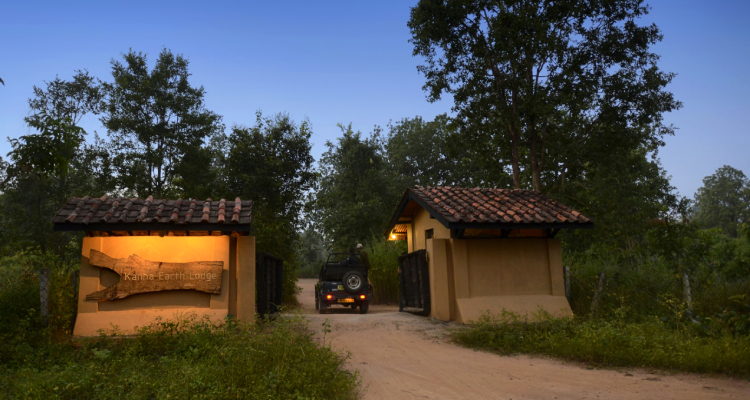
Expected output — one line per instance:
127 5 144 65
590 272 605 317
39 268 50 326
682 270 693 318
564 265 571 302
510 128 521 189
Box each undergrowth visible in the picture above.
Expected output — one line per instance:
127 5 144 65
0 313 360 399
365 237 405 304
452 309 750 377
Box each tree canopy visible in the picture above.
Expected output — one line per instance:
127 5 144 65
101 49 223 198
693 166 750 238
408 0 681 192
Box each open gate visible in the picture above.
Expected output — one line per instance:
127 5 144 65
256 252 283 317
398 249 431 316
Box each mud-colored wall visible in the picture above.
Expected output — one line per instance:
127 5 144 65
74 236 255 336
410 205 571 323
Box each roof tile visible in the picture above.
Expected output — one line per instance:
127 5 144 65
408 186 593 227
52 196 252 230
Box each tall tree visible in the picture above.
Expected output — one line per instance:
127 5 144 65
693 166 750 238
314 124 399 248
222 112 317 302
1 72 110 258
408 0 680 191
101 49 223 198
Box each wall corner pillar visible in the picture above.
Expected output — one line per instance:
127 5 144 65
236 236 256 323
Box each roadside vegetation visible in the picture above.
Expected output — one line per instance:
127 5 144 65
453 224 750 377
453 309 750 377
0 253 359 399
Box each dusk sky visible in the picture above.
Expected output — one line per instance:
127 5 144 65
1 0 748 199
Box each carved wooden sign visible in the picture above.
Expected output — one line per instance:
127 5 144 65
86 250 223 301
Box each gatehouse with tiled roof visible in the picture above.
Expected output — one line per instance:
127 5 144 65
386 186 594 323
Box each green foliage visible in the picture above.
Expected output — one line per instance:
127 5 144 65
409 0 680 191
366 237 406 304
221 112 318 303
315 124 400 249
101 48 224 198
385 114 490 187
693 166 750 237
0 315 360 399
453 310 750 377
296 226 327 279
9 112 84 180
0 251 78 337
26 69 102 125
0 71 112 258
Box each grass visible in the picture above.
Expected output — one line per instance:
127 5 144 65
0 251 359 399
452 309 750 377
0 313 360 399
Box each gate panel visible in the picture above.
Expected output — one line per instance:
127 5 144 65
398 249 430 316
256 252 284 317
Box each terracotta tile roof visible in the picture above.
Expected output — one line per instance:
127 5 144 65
412 186 592 225
386 186 593 236
53 195 252 232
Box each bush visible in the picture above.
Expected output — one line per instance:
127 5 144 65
366 237 406 304
453 310 750 377
0 314 360 399
0 250 78 337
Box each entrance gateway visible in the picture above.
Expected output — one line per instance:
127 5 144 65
53 196 256 336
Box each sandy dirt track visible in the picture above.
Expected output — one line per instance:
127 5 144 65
296 279 747 400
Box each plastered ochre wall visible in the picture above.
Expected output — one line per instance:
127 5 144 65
411 208 571 323
74 236 255 336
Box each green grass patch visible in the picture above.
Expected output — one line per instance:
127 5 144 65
0 314 359 399
452 310 750 377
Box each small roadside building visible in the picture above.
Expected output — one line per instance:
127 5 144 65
385 186 593 323
53 196 257 336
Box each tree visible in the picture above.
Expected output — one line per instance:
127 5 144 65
693 166 750 238
26 70 102 125
0 70 111 258
408 0 680 192
385 114 503 188
101 49 223 198
314 124 399 248
222 112 317 302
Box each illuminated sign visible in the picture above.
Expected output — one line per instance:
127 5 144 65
85 250 223 300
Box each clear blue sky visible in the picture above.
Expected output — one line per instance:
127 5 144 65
1 0 748 199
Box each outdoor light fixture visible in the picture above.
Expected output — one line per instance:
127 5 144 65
390 234 396 240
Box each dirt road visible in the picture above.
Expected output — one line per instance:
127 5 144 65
296 279 747 400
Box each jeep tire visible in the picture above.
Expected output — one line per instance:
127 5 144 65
359 300 369 314
343 271 365 293
319 298 327 314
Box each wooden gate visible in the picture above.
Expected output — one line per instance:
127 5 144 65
398 249 430 316
256 252 283 317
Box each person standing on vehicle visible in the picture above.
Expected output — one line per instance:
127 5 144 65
356 244 371 269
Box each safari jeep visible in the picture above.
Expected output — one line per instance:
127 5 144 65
315 252 371 314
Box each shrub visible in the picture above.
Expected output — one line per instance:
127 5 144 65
0 250 78 336
366 237 406 304
0 314 360 399
453 310 750 377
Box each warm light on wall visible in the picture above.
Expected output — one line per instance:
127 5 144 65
390 234 396 240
